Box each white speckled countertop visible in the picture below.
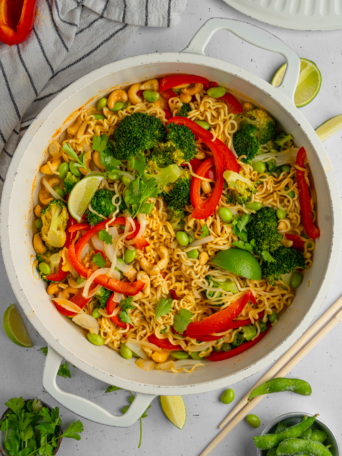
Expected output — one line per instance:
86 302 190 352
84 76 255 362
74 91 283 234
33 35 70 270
1 1 342 454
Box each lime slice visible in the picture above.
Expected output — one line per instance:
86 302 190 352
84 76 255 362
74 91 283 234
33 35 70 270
160 396 186 430
211 249 262 280
271 58 322 107
3 304 33 347
68 175 103 222
316 114 342 142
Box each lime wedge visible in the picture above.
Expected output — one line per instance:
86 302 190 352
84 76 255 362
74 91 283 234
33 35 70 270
160 396 186 430
316 114 342 142
68 175 103 222
211 249 262 280
3 304 33 347
271 58 322 107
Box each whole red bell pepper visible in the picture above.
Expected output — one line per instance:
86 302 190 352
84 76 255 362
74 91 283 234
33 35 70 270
285 233 305 252
296 147 320 240
107 293 133 329
148 334 183 351
207 324 270 361
0 0 37 45
68 223 91 233
186 290 256 338
209 82 243 114
53 287 94 318
160 75 209 92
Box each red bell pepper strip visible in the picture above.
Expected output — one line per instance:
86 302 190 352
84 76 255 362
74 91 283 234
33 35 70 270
53 287 94 318
0 0 37 46
68 223 91 233
187 158 215 180
207 324 270 361
148 334 183 351
107 293 133 329
208 82 243 114
160 75 209 92
190 158 214 209
134 237 150 251
296 147 320 240
285 233 305 252
163 109 172 120
160 89 176 102
186 290 256 338
169 289 178 301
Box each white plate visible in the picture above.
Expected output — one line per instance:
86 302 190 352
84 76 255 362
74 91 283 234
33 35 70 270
223 0 342 30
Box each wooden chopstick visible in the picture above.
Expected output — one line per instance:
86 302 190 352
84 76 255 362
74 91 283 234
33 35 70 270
200 296 342 456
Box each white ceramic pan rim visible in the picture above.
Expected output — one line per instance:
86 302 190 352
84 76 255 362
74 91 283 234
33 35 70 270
1 19 341 427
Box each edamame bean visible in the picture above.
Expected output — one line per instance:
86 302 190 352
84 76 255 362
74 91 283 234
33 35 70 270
221 343 232 352
69 161 82 177
252 161 266 174
39 262 51 275
87 333 105 346
176 231 189 247
281 164 291 173
143 90 160 103
207 86 226 98
285 186 295 198
121 176 131 187
54 187 65 199
111 101 128 112
221 389 235 405
97 97 107 111
246 202 262 211
291 272 302 288
187 249 199 259
190 352 202 360
76 276 85 284
94 114 105 120
120 343 133 360
35 219 43 229
276 208 287 220
124 248 137 263
92 308 102 319
172 351 189 360
194 120 210 130
307 243 312 248
268 311 278 324
58 162 69 179
246 414 261 429
218 207 233 223
108 171 120 180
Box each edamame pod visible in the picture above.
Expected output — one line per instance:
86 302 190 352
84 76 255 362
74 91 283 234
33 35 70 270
301 428 313 439
267 449 277 456
275 421 287 434
276 438 332 456
253 415 317 450
248 378 312 402
310 430 328 443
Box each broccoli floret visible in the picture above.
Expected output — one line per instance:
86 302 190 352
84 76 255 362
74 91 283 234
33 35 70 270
205 276 239 304
258 320 268 333
262 246 305 285
246 207 283 254
233 124 260 163
36 251 61 283
162 123 197 165
162 169 191 212
145 154 181 190
148 147 175 168
41 200 69 249
96 287 112 308
176 103 191 118
274 131 294 150
232 331 246 348
86 189 115 226
63 171 80 194
243 108 277 144
223 170 257 205
166 207 185 230
113 112 166 160
258 140 279 155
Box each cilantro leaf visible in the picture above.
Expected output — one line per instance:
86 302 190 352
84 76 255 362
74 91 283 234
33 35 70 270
57 361 71 379
124 176 159 217
173 309 193 335
62 420 84 440
32 398 43 414
237 213 250 232
119 311 134 327
155 298 172 321
105 386 122 393
200 225 210 238
99 230 112 245
93 252 106 269
38 347 48 356
232 240 254 252
140 202 154 214
92 135 108 154
5 397 25 416
134 152 146 178
119 296 134 312
62 143 90 172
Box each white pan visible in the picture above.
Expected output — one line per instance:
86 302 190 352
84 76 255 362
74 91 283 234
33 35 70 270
1 18 341 427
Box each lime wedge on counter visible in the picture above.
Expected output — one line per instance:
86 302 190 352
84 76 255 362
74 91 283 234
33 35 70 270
211 249 262 280
68 175 103 222
160 396 186 430
271 58 321 107
3 304 33 347
316 114 342 141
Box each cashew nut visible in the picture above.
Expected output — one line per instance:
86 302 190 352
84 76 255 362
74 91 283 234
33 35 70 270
181 83 203 96
39 189 53 206
34 205 42 218
277 221 288 231
33 233 46 254
128 83 143 105
157 245 169 270
47 283 60 295
48 140 62 159
80 151 91 176
140 79 159 91
281 238 293 248
180 93 192 104
198 251 209 265
243 102 254 112
107 89 128 110
93 151 106 171
152 351 169 363
140 257 160 276
195 150 206 160
67 116 82 136
60 287 78 300
76 121 88 139
124 267 138 281
201 181 211 194
40 158 61 175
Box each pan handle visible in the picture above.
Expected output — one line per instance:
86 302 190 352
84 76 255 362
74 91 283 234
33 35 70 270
182 18 300 102
43 346 156 427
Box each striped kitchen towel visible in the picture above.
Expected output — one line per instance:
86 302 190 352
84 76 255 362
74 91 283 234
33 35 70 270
0 0 187 197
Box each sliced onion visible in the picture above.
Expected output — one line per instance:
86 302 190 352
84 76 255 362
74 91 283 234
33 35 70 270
185 235 214 251
126 213 146 244
72 313 99 334
98 307 119 318
155 360 174 371
113 292 123 303
68 277 86 289
83 268 111 298
115 260 133 274
126 341 149 360
110 269 121 281
91 233 104 252
186 341 215 352
54 298 82 314
80 243 90 261
135 358 155 371
126 338 163 353
42 177 65 201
